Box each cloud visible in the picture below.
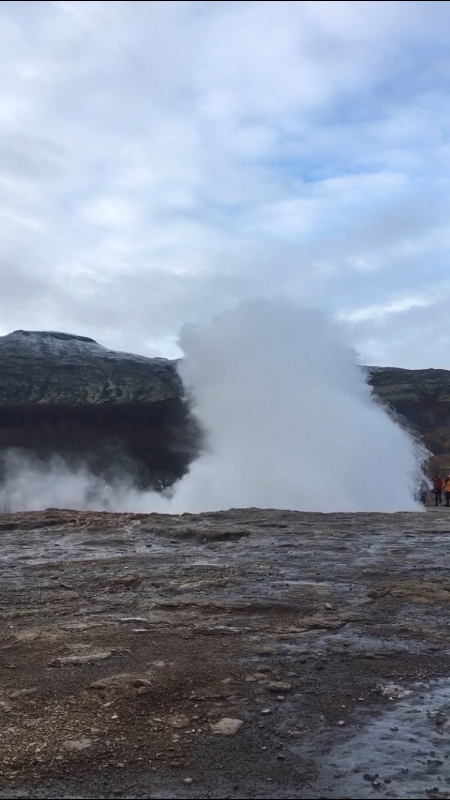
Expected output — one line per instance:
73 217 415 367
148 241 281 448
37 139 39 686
0 1 449 366
338 293 434 323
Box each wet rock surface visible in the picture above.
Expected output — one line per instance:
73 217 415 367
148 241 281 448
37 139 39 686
0 507 449 798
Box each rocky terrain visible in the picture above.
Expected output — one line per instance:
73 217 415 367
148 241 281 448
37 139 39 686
0 507 449 799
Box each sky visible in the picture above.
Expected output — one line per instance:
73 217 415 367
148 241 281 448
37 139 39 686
0 0 450 368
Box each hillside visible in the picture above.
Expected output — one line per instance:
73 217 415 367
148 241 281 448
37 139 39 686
0 330 448 486
367 366 450 471
0 330 199 488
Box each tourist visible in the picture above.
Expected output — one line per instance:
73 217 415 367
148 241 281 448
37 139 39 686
433 474 443 506
419 478 430 505
444 476 450 507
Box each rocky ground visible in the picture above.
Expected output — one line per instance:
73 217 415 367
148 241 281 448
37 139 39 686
0 507 449 799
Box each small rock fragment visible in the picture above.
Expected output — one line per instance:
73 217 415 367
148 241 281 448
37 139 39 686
380 683 413 699
49 650 113 667
210 718 244 735
8 688 37 699
64 738 92 751
267 682 292 693
168 715 190 729
133 678 151 688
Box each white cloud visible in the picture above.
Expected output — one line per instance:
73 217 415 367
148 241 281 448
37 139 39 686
81 195 137 229
0 1 449 366
338 293 433 323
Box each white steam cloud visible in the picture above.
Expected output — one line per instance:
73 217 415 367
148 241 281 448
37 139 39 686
0 300 423 513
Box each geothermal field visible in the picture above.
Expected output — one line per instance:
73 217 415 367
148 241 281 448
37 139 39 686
0 307 448 798
0 506 449 799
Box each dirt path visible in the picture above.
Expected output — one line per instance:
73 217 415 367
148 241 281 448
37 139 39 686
0 507 449 798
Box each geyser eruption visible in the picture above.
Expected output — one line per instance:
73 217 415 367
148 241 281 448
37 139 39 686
0 299 422 512
171 299 422 512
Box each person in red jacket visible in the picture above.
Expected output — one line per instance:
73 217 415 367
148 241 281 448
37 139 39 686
433 475 443 506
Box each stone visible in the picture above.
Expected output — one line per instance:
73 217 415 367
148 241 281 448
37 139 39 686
210 718 244 736
380 683 413 699
267 682 292 692
8 688 37 699
49 650 113 666
168 715 190 729
64 738 92 751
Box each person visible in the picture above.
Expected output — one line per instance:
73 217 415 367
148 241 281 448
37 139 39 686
419 477 430 505
433 474 443 506
444 476 450 507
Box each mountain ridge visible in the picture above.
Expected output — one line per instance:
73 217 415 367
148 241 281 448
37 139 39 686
0 330 448 482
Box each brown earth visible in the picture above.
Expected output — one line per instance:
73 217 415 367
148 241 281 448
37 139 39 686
0 507 449 799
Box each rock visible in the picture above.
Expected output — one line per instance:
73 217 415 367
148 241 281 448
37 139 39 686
267 682 292 693
88 673 151 691
168 715 190 729
49 650 113 666
210 718 244 736
380 683 413 699
8 688 37 699
64 738 92 751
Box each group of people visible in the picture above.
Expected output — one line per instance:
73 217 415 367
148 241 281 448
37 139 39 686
432 474 450 506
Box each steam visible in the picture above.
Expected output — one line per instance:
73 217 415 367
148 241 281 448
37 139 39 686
172 299 422 512
0 299 423 513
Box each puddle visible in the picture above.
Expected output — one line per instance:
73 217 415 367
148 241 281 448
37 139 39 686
300 677 450 798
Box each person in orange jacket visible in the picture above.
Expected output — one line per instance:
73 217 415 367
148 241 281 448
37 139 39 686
443 476 450 507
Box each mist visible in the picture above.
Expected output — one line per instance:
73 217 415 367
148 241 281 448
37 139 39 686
0 299 423 514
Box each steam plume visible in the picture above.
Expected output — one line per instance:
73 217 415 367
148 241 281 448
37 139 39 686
0 299 422 513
